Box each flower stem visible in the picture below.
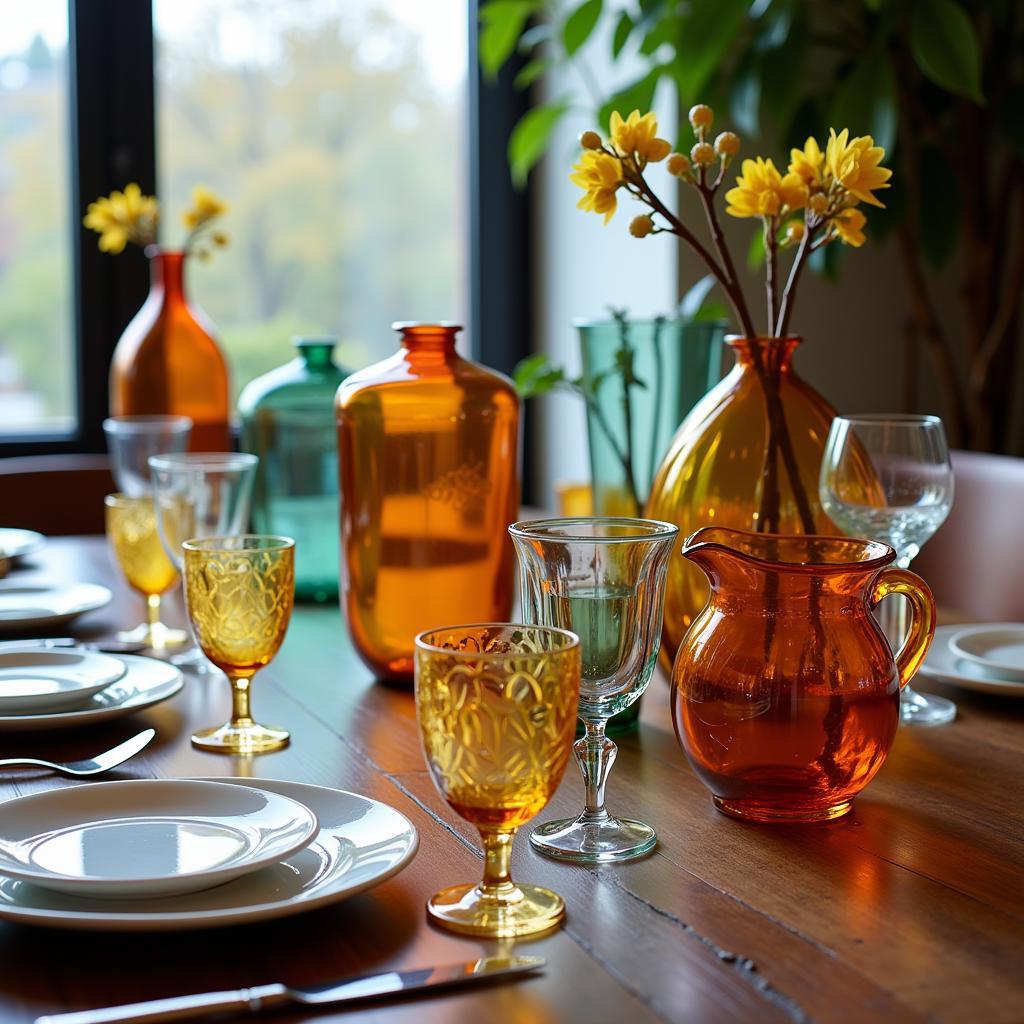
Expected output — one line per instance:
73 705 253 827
764 216 779 335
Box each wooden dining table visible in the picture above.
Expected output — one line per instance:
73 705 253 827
1 536 1022 1024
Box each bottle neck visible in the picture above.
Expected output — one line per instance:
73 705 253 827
729 336 800 374
147 248 186 301
397 324 459 360
295 342 336 372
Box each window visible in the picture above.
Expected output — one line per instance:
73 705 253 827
153 0 469 394
0 1 73 436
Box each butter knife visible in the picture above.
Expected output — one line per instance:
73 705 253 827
35 956 546 1024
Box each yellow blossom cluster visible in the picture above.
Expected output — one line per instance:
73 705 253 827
82 183 159 254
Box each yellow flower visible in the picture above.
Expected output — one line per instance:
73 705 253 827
609 110 671 164
725 158 808 218
183 185 227 229
788 136 824 187
569 150 624 224
629 214 654 238
82 183 158 254
832 207 867 247
825 129 891 208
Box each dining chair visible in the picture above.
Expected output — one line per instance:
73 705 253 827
0 454 115 535
914 449 1024 622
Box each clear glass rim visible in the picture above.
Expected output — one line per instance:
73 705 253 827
149 452 258 472
392 321 462 333
832 413 944 428
509 517 679 544
104 492 152 508
414 622 580 659
181 534 294 554
103 415 193 435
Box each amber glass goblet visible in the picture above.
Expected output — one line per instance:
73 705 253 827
183 536 295 754
415 624 581 938
105 493 187 651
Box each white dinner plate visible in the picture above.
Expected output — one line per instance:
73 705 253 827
917 624 1024 698
0 780 320 899
948 623 1024 682
0 648 127 714
0 582 113 632
0 654 183 731
0 529 45 562
0 778 418 931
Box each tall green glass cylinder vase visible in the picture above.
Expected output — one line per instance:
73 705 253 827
238 337 349 602
574 317 726 736
577 318 728 517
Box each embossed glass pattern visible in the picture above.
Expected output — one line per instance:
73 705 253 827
415 624 580 938
511 518 677 863
337 323 519 681
105 493 187 652
183 535 295 754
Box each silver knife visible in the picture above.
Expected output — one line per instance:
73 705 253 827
34 956 546 1024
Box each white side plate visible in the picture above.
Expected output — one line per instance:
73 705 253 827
0 778 418 930
0 582 113 631
918 624 1024 698
0 780 319 898
0 649 127 713
948 623 1024 682
0 529 45 561
0 654 183 731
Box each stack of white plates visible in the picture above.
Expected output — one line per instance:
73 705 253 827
918 622 1024 698
0 581 113 632
0 779 419 931
0 646 184 731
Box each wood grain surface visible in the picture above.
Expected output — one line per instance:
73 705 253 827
0 537 1021 1024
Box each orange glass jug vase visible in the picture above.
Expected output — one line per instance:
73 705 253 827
672 528 936 823
110 248 230 451
336 322 519 681
645 336 878 666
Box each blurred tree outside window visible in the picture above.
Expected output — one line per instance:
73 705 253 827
155 0 469 399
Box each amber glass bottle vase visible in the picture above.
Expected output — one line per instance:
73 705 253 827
109 247 230 452
336 323 520 681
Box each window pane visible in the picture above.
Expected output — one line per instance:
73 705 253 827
0 2 73 435
154 0 468 397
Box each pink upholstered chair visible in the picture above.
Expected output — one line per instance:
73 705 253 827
913 449 1024 621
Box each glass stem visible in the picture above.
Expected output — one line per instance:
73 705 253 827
228 674 255 727
146 593 161 627
576 719 616 825
478 828 518 903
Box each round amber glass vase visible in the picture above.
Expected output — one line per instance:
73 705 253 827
336 323 520 681
110 248 231 452
645 336 873 664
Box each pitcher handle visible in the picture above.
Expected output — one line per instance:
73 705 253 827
870 567 937 689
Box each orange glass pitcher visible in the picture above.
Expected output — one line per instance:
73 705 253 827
671 527 935 823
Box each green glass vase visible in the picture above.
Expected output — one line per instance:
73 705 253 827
575 317 727 735
238 337 349 602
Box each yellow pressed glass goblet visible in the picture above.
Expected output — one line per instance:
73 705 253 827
415 623 581 938
105 493 187 651
183 535 295 754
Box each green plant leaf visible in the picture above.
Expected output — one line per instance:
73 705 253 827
994 84 1024 159
672 0 749 105
479 1 540 81
692 301 729 323
679 274 717 320
910 0 984 104
828 57 897 155
916 145 961 267
563 0 603 57
747 227 765 270
508 102 568 188
517 22 552 52
759 18 806 130
598 65 664 131
514 353 566 397
612 10 634 57
728 55 761 137
514 57 552 90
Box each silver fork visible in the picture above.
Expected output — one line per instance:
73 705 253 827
0 728 155 776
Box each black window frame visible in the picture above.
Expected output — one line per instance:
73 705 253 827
1 0 532 463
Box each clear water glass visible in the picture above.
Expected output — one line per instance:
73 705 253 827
149 452 258 672
820 414 955 726
103 416 192 496
509 517 678 863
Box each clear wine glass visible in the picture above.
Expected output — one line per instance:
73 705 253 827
820 414 955 726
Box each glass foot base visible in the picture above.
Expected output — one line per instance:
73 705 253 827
530 815 657 863
427 882 564 938
900 686 956 726
117 623 189 652
191 721 290 755
713 796 853 823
